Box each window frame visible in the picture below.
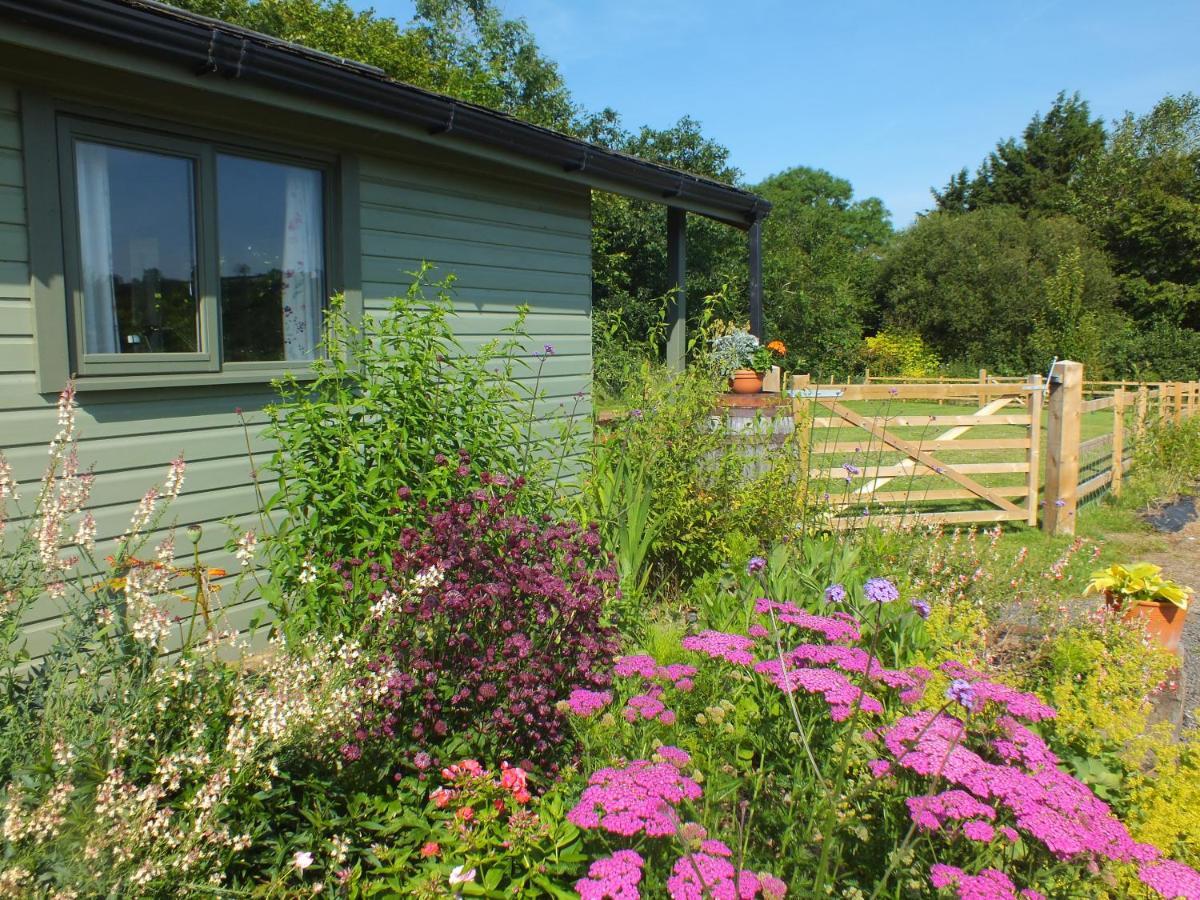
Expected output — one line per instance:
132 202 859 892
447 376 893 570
23 92 356 392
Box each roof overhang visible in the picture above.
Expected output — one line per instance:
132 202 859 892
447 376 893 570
0 0 770 229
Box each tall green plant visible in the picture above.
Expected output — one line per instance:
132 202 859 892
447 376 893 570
263 267 573 635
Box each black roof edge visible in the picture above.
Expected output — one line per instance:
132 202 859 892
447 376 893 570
0 0 771 228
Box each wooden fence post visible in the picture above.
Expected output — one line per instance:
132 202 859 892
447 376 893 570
1136 385 1148 439
1175 381 1184 425
1043 360 1083 536
978 368 987 407
1111 390 1125 498
1026 373 1043 527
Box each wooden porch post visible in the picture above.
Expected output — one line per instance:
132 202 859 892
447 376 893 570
1043 360 1083 536
665 207 687 371
748 217 763 338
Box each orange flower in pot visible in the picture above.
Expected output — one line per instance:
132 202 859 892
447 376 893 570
1085 563 1193 655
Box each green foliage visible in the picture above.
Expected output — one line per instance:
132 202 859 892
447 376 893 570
585 363 809 599
588 116 746 351
166 0 576 128
263 269 568 635
934 91 1106 216
755 166 892 379
875 206 1120 373
1073 92 1200 332
1132 414 1200 499
860 328 940 377
1031 246 1108 373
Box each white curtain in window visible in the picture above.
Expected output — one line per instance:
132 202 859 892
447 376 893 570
76 142 119 354
281 167 323 361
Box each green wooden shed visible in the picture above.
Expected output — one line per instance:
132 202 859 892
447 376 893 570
0 0 769 651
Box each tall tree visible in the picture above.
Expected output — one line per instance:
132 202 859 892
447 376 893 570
876 207 1119 373
1073 93 1200 330
753 167 891 378
933 91 1106 215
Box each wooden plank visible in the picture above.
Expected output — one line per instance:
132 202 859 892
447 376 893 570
1111 390 1125 497
812 461 1030 479
835 509 1029 529
848 397 1017 496
821 400 1026 514
810 414 1031 428
832 383 1033 402
842 487 1031 504
1078 469 1113 497
1026 374 1043 526
1082 396 1114 414
1079 433 1113 455
814 438 1030 453
1044 361 1083 535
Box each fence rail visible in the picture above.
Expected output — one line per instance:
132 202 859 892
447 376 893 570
716 367 1199 535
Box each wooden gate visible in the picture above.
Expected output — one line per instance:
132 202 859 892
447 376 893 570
790 376 1043 528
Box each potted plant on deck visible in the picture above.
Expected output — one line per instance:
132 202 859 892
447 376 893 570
1085 562 1193 655
710 329 779 394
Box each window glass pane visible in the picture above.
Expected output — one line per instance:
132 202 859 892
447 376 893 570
217 155 325 362
75 141 199 354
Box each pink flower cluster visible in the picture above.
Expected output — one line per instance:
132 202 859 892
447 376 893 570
777 643 931 705
888 710 1176 878
568 688 613 717
752 599 861 643
1138 860 1200 900
566 758 702 837
666 839 763 899
753 658 883 720
907 789 996 832
680 631 756 666
929 864 1045 899
576 849 644 900
938 662 1056 722
625 684 676 725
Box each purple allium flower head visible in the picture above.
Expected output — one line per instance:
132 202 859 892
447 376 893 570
824 583 847 604
746 556 767 576
842 461 861 476
946 678 976 711
910 598 931 619
864 577 899 604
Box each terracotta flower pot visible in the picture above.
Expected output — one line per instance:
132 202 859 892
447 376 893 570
1106 592 1188 655
729 369 764 394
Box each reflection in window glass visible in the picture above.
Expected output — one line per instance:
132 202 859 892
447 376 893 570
218 155 325 362
75 141 199 354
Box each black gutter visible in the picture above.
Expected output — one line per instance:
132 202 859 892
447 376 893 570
0 0 770 229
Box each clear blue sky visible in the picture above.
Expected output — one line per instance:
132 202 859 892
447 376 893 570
358 0 1200 227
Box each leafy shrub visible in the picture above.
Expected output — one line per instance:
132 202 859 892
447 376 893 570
0 388 358 896
587 363 810 598
860 328 940 378
345 760 586 896
339 476 620 771
265 267 582 635
1133 414 1200 499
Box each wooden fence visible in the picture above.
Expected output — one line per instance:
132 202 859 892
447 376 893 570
718 363 1200 535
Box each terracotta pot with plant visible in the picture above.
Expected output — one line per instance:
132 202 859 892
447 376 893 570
710 330 786 395
1085 563 1193 656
